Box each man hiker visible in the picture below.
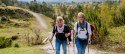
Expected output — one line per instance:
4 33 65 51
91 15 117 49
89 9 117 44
50 16 71 54
73 12 92 54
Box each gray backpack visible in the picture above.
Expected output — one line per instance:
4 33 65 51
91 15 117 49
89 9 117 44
76 21 89 40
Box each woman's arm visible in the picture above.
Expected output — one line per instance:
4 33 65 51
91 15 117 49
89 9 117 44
50 26 56 42
65 25 71 37
87 23 92 44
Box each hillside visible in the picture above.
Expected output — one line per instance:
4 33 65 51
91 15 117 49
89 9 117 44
0 6 53 54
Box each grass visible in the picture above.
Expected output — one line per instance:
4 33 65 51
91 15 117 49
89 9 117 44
0 17 48 37
108 25 125 44
0 19 36 37
0 27 29 37
0 8 53 53
0 17 49 54
100 25 125 52
0 46 41 54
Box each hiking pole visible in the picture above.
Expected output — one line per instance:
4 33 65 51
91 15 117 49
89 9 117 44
73 37 76 54
49 40 55 52
72 30 75 54
88 44 89 54
88 40 91 54
67 38 70 54
43 36 49 43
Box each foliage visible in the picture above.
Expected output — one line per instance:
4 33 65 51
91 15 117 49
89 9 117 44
0 0 18 6
0 7 33 19
0 37 12 48
28 2 55 19
14 43 19 48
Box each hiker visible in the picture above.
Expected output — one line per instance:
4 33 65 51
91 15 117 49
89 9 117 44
74 12 92 54
50 16 71 54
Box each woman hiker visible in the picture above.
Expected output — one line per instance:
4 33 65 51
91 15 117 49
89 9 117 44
73 12 92 54
50 16 71 54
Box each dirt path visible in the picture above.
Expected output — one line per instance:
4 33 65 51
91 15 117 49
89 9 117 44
26 11 48 29
40 34 100 54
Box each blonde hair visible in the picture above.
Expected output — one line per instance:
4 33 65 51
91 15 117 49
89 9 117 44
56 16 64 23
77 12 85 18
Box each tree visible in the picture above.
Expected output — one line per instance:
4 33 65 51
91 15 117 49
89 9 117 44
0 0 18 6
77 4 83 12
0 1 2 5
34 0 36 2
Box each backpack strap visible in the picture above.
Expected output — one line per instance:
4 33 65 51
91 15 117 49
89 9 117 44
76 22 79 35
76 21 88 33
76 21 89 37
86 22 89 39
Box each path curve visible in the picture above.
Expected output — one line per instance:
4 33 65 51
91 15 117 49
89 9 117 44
26 10 48 29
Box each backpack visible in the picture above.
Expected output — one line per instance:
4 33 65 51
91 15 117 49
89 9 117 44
54 25 71 41
76 21 88 40
90 24 95 38
76 21 95 40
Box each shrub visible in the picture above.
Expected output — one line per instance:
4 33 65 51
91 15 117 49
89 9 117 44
0 7 33 19
0 24 4 28
112 12 124 27
11 35 19 40
0 37 12 48
14 43 19 48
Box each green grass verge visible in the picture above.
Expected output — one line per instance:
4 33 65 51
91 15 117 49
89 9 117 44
0 46 41 54
108 25 125 44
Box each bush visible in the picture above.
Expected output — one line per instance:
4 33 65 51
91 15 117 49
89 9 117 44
0 37 12 48
0 7 33 19
112 13 124 27
11 35 19 40
22 29 44 46
14 43 19 48
0 24 4 28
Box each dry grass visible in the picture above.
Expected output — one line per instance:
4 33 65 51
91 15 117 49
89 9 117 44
108 25 125 44
102 25 125 52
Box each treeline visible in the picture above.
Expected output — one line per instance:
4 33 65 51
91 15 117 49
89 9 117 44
0 0 18 6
